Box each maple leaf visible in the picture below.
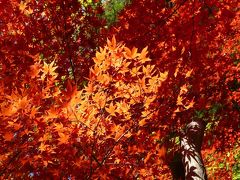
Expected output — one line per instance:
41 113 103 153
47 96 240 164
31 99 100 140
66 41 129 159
107 36 117 50
148 75 160 92
124 47 138 59
19 1 27 12
142 65 155 77
138 76 146 90
105 102 117 116
116 100 130 114
30 62 41 78
43 160 53 167
54 122 64 132
177 95 183 106
113 125 125 140
3 132 14 141
85 81 94 94
39 133 51 142
18 96 30 110
144 96 156 108
130 66 141 77
180 84 188 94
57 132 70 145
39 143 49 152
97 73 111 86
184 99 195 110
1 104 18 117
139 46 151 63
7 121 22 131
92 92 106 109
185 69 193 78
93 50 105 65
41 61 58 80
139 119 147 126
159 71 168 81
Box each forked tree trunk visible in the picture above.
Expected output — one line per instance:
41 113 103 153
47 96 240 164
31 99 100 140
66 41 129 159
180 119 207 180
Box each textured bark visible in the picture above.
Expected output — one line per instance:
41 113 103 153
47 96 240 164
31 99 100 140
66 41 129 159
180 119 207 180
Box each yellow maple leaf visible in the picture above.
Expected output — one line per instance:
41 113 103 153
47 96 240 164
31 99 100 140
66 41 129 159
92 92 106 109
116 101 130 114
85 81 94 94
130 66 141 76
114 125 125 140
177 95 183 105
180 84 188 94
142 65 155 77
114 158 120 164
93 50 105 65
124 47 138 59
19 1 27 12
90 66 102 77
144 96 156 108
184 99 195 110
139 46 151 63
139 119 147 126
185 69 193 78
41 61 58 80
138 76 146 90
139 46 148 59
39 142 48 152
97 73 111 86
105 102 116 116
159 71 168 81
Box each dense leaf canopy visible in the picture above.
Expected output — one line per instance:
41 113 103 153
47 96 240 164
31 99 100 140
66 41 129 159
0 0 239 179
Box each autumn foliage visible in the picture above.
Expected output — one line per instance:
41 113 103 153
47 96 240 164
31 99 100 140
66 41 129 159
0 0 239 179
0 37 168 178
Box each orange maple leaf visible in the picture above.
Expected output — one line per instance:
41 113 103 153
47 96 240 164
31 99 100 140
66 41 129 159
30 62 41 78
139 119 147 126
105 102 117 116
139 46 151 63
107 36 117 50
58 132 69 145
124 47 138 59
4 132 14 141
39 142 48 152
54 122 64 132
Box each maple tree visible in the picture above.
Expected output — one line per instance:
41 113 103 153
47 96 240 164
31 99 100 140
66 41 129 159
0 0 239 179
105 0 240 179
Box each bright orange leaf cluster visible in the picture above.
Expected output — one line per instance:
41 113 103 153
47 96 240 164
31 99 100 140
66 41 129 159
0 37 170 178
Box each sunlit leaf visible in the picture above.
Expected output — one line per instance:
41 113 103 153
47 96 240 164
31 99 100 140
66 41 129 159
57 132 70 145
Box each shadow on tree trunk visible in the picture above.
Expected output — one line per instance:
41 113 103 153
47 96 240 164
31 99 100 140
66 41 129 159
169 119 207 180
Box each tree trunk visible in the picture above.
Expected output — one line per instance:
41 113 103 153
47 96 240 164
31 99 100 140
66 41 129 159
180 119 207 180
